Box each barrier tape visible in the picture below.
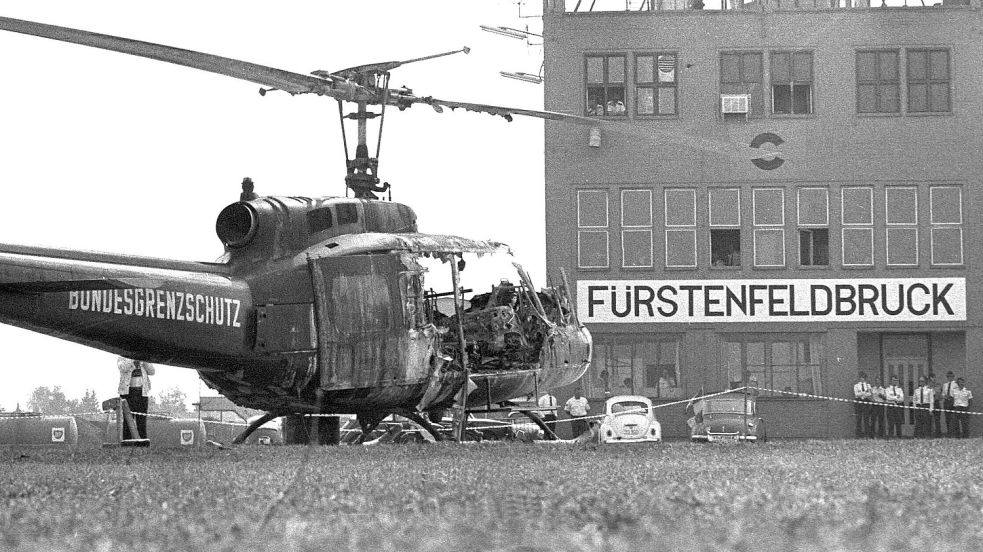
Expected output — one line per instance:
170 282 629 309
744 385 982 417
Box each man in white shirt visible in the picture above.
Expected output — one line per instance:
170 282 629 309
912 376 934 438
537 391 558 440
853 372 873 438
941 371 958 437
951 377 973 438
564 387 590 438
884 374 905 438
869 376 887 438
117 356 155 443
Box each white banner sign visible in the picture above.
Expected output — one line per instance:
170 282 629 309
577 278 966 323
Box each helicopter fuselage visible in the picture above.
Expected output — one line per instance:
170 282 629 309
0 195 591 418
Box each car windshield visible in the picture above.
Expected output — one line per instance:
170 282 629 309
706 399 753 414
611 401 648 415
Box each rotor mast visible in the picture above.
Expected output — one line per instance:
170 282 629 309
334 47 470 200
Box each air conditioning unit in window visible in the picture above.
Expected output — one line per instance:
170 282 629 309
721 94 750 115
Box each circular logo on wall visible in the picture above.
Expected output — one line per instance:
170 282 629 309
750 132 785 170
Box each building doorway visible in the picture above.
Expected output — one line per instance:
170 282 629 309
881 334 929 437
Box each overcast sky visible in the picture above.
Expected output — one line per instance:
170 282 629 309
0 1 550 411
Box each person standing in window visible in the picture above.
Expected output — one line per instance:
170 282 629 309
564 387 590 439
117 356 155 443
951 378 973 438
884 375 905 439
853 372 873 439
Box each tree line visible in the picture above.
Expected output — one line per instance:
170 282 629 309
20 386 192 418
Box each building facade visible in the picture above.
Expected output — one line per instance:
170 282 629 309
542 0 983 438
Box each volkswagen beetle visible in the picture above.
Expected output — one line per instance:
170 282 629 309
689 392 767 442
599 395 662 443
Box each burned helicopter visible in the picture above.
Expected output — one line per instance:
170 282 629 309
0 16 592 443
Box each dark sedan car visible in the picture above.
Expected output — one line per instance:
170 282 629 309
689 392 767 443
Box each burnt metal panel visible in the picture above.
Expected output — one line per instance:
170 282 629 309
254 303 316 353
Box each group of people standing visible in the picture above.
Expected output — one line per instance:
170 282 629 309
854 371 973 439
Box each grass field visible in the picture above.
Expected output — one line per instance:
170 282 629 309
2 440 982 551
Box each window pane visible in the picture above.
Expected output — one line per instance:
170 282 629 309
743 53 762 82
665 189 695 226
754 189 784 226
792 85 812 114
622 190 652 226
606 87 626 115
885 187 917 225
909 83 928 112
637 56 654 83
930 83 950 112
665 229 696 267
709 188 740 226
931 187 961 224
879 51 898 80
842 188 872 225
587 57 603 83
623 230 653 268
657 55 676 82
637 88 655 115
858 85 877 112
842 227 873 266
772 342 792 365
725 342 742 385
798 188 828 225
721 53 741 83
754 229 785 266
578 190 608 227
799 228 829 266
887 227 918 265
932 227 963 265
881 84 899 112
857 52 876 81
587 87 605 116
792 52 813 81
608 56 625 83
908 50 927 80
773 85 791 114
771 52 790 82
930 50 949 80
578 230 608 268
711 229 742 267
658 88 676 115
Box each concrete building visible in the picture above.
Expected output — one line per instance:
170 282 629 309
542 0 982 437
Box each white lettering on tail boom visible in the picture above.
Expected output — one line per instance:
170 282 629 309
68 289 242 328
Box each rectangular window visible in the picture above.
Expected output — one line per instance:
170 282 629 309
797 187 828 267
587 336 682 400
709 188 741 267
857 50 899 114
885 186 918 266
930 186 963 265
908 49 950 113
636 53 677 116
622 189 653 268
665 188 696 268
578 190 609 268
586 55 627 117
723 335 825 397
771 51 813 115
753 188 785 267
720 52 763 117
841 187 874 267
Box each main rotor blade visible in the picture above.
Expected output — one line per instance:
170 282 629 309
0 16 347 98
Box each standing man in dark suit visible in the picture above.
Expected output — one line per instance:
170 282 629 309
912 376 934 438
941 371 958 437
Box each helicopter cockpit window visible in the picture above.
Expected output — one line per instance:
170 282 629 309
307 207 333 234
336 203 359 225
